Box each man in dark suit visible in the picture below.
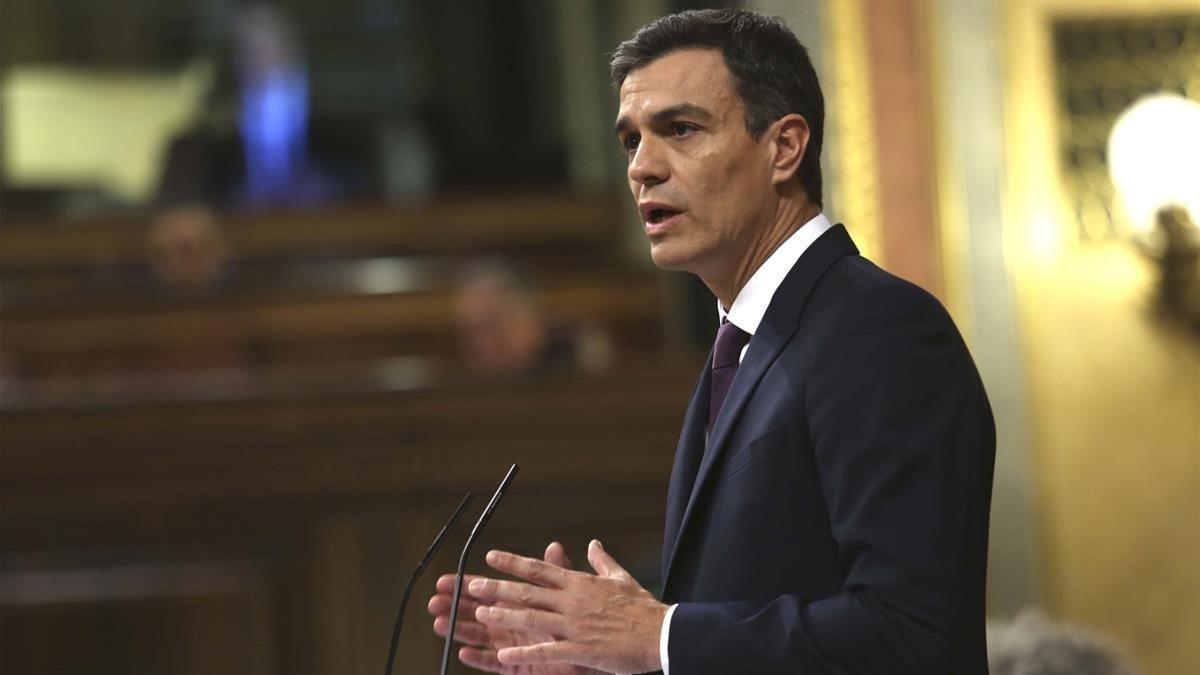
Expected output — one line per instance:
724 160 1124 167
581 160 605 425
428 9 995 674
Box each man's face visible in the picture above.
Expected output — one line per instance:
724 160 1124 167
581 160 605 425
616 49 777 277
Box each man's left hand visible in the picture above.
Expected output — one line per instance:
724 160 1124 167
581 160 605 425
468 539 666 675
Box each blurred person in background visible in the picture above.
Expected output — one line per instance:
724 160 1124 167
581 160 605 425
146 204 229 294
430 9 995 674
156 4 338 209
454 260 613 378
988 611 1140 675
232 3 336 208
141 205 253 378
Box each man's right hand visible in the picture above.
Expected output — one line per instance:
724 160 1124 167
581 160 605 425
428 541 606 675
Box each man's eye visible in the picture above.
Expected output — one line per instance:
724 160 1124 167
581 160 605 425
622 135 640 152
670 122 696 137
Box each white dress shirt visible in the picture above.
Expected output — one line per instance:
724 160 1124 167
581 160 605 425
659 212 834 673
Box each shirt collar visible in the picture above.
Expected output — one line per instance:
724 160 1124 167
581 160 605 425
718 212 834 334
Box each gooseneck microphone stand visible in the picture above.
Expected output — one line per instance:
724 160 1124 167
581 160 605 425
440 463 520 675
382 492 473 675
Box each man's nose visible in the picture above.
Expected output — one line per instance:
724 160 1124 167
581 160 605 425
628 138 668 187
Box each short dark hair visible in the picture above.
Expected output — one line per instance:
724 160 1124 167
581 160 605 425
610 9 825 207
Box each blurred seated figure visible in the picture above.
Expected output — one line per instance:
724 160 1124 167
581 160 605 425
988 610 1139 675
454 261 613 378
146 205 229 294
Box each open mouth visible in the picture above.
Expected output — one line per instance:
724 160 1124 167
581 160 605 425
646 208 681 224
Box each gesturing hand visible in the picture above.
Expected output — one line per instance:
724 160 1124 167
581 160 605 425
428 541 605 674
469 540 667 675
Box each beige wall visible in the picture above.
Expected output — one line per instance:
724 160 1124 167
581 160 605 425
1002 1 1200 673
3 63 212 200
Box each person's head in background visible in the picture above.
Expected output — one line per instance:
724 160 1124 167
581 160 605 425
988 611 1140 675
146 204 228 293
232 3 303 85
454 261 548 377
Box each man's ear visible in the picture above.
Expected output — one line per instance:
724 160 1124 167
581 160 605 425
769 114 810 186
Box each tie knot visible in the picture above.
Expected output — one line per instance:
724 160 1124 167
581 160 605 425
713 320 750 370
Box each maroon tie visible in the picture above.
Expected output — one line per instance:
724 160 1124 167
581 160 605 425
708 319 751 437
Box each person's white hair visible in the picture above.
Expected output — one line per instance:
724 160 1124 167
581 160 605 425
987 610 1139 675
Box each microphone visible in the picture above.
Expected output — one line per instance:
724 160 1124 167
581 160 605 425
440 463 520 675
383 492 473 675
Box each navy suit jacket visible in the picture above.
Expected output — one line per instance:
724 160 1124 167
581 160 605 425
660 224 995 674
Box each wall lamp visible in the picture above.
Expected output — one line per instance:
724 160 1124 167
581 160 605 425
1108 93 1200 335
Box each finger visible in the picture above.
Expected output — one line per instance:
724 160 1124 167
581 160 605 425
587 539 634 581
485 550 569 588
468 577 561 611
475 604 568 637
496 640 579 666
544 541 574 569
432 615 492 648
427 593 485 619
458 647 504 673
435 573 491 595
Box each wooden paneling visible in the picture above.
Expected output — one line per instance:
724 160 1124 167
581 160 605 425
2 558 281 675
0 365 700 674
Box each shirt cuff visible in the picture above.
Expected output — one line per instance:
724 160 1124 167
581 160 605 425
659 603 678 674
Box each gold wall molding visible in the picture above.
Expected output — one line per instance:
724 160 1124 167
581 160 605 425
823 0 883 263
863 0 944 298
928 0 1044 620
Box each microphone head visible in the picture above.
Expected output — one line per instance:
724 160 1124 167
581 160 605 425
440 463 520 675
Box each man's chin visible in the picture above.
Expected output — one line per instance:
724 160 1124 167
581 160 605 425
648 241 695 272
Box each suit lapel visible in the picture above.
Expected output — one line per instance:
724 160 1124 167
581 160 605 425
661 356 711 578
661 224 859 592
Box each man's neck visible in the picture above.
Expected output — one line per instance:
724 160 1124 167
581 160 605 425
710 198 821 311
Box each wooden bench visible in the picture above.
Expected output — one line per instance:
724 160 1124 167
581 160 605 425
1 271 667 382
0 194 621 272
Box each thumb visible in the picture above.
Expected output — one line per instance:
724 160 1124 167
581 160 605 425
544 541 574 570
587 539 633 581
